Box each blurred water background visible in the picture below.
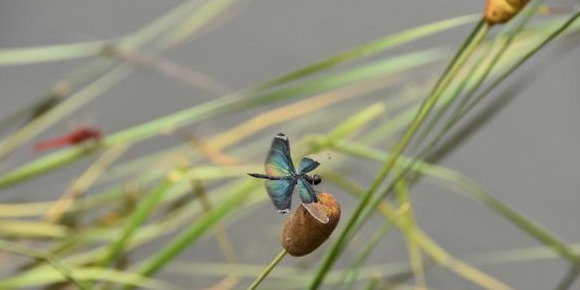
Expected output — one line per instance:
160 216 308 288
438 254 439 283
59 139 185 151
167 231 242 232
1 0 579 289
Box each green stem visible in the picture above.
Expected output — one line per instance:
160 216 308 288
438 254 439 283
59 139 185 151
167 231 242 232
330 139 580 266
0 239 88 289
99 177 174 267
411 0 544 151
308 20 488 289
457 10 580 120
0 0 238 165
247 249 288 290
414 0 546 164
348 7 580 268
121 180 258 290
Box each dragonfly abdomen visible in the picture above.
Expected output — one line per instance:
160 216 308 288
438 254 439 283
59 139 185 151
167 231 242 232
247 173 287 180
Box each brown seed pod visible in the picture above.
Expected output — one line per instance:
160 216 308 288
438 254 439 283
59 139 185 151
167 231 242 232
485 0 530 25
281 192 341 257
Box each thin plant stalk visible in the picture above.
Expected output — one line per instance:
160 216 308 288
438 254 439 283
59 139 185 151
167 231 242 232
192 180 240 266
417 9 580 175
121 180 260 290
0 0 241 163
329 173 510 290
396 8 580 266
329 139 580 266
411 0 544 151
248 249 288 290
0 239 87 289
336 9 580 271
341 221 393 290
393 166 426 290
0 49 441 189
99 175 174 268
0 13 479 186
45 143 131 223
457 10 580 120
309 20 489 289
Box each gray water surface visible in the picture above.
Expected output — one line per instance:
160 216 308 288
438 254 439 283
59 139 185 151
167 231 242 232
1 1 579 289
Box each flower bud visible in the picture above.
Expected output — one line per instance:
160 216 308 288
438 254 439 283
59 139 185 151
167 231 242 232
281 193 341 257
485 0 530 25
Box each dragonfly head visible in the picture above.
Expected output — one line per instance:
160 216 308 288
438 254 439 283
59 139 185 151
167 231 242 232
311 174 322 185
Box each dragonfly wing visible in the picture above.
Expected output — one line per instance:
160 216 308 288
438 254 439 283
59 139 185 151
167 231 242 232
297 177 318 204
298 156 320 174
297 178 328 223
265 133 296 177
302 202 329 224
265 179 296 213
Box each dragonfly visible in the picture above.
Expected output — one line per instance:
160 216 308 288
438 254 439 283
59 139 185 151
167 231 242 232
34 127 102 151
248 133 329 223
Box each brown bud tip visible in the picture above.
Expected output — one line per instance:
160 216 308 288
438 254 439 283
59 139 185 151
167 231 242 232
485 0 530 25
281 193 341 257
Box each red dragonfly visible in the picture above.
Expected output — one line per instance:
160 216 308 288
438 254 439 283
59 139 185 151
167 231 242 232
34 127 102 151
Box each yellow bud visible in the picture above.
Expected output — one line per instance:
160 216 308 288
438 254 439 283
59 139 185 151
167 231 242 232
281 193 341 257
485 0 531 25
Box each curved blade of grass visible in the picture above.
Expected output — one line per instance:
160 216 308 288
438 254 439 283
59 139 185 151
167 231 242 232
0 11 475 143
0 267 174 289
329 140 580 265
0 13 480 182
0 92 63 134
90 76 419 192
382 10 580 266
120 179 259 290
348 13 580 270
163 242 580 288
323 170 395 289
0 0 242 165
163 0 241 46
103 50 441 145
330 172 510 290
45 143 131 223
412 0 544 155
0 165 252 218
0 49 443 189
308 20 489 289
0 13 473 165
165 243 580 286
0 220 68 238
341 220 393 290
429 169 580 265
456 10 580 121
209 77 396 151
412 0 544 150
21 183 263 279
309 102 385 152
392 166 426 290
0 65 133 162
329 170 510 290
36 13 475 191
245 104 386 288
254 14 479 91
412 11 580 176
0 239 87 289
0 40 106 66
99 175 174 267
468 243 580 265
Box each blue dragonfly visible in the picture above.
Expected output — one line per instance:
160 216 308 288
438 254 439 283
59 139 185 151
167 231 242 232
248 133 328 223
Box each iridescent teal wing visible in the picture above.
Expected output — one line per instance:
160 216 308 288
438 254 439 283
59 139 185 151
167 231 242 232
297 177 318 204
265 179 296 213
298 156 320 174
265 133 296 177
297 177 329 223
